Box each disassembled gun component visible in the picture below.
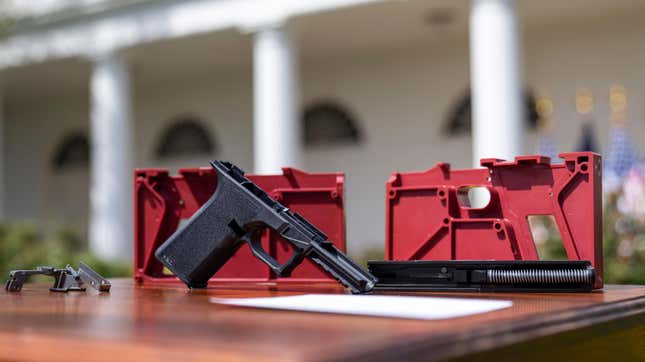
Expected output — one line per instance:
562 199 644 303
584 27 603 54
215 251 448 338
155 160 377 294
385 152 603 289
368 260 595 292
5 262 111 293
78 262 112 292
134 165 347 284
5 266 84 292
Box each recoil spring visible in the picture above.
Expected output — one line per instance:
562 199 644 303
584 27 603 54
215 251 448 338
486 268 594 284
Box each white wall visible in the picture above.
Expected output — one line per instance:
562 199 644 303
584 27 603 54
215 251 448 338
133 71 254 172
523 13 645 150
302 44 472 255
5 95 89 224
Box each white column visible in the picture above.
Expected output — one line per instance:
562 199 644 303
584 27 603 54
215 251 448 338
89 52 133 260
470 0 524 166
253 24 301 174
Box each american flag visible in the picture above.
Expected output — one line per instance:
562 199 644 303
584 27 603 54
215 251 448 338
576 121 599 153
604 123 640 193
604 124 637 178
536 131 561 163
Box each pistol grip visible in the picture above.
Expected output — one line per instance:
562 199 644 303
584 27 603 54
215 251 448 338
154 168 252 288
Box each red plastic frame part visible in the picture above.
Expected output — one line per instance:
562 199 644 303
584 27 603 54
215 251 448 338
134 166 346 284
385 152 603 289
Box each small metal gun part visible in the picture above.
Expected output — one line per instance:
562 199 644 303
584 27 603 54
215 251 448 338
5 265 84 292
77 262 111 292
5 262 111 293
368 260 596 292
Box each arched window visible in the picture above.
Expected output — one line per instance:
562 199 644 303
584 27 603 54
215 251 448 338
444 89 538 136
51 132 90 170
302 102 362 146
156 117 216 159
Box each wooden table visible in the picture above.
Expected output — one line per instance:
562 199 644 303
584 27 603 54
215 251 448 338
2 280 644 361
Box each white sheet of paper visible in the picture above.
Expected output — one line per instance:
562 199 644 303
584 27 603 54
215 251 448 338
210 294 512 320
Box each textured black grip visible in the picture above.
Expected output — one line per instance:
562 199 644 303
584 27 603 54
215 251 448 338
155 165 265 288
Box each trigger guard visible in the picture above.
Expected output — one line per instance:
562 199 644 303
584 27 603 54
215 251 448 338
245 229 306 277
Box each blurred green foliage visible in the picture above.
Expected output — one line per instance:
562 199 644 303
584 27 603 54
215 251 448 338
0 223 131 281
0 13 15 36
601 192 645 284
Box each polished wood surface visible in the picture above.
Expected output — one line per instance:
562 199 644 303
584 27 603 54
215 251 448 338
2 280 645 362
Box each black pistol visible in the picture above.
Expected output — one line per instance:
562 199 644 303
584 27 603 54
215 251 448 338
155 161 377 294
